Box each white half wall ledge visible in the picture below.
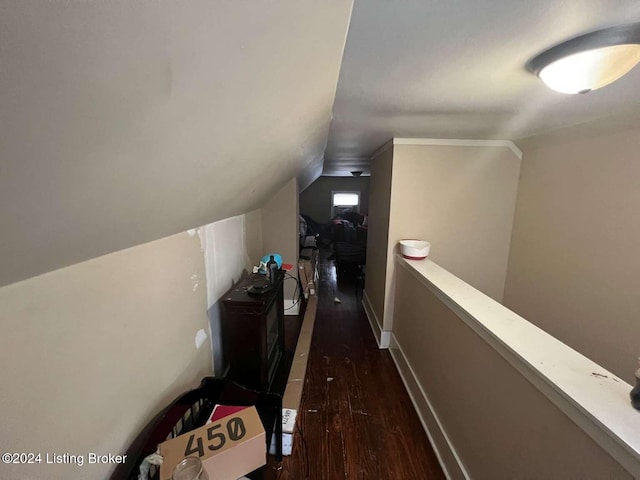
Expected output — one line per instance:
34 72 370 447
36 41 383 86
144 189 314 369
395 254 640 478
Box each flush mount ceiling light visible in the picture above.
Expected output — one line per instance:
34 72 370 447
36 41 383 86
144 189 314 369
527 22 640 94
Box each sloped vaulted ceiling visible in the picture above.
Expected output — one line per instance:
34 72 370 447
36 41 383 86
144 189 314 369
0 1 353 286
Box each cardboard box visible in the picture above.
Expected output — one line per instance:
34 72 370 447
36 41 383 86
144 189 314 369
159 406 265 480
288 353 308 381
282 380 304 412
283 296 317 410
273 254 318 456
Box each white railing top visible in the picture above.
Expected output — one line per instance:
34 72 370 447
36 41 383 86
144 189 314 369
396 254 640 477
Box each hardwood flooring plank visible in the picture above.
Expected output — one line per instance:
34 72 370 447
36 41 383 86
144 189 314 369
271 248 445 480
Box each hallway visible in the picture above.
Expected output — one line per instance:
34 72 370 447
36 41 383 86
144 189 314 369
273 251 445 479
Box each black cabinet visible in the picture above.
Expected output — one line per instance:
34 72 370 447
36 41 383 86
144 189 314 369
221 271 285 392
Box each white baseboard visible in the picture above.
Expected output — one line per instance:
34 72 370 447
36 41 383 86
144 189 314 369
361 291 390 348
389 333 469 480
284 299 299 315
380 330 390 348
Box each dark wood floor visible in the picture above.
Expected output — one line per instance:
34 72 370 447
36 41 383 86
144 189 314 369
268 250 445 480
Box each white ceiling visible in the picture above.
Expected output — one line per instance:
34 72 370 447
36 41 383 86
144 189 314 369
323 0 640 175
5 0 640 285
0 1 352 286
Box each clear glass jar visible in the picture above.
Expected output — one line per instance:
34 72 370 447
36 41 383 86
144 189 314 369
172 456 209 480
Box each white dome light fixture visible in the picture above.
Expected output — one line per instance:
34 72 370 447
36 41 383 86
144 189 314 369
527 22 640 94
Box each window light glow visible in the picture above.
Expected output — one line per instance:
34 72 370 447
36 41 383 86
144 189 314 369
538 44 640 94
333 193 359 206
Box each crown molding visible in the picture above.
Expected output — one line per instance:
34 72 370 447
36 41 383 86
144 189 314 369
392 138 523 160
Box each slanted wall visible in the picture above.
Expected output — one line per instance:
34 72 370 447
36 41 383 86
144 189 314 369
0 212 261 480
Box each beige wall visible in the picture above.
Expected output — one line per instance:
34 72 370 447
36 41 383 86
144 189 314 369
364 146 394 331
261 178 300 307
390 144 521 305
364 142 520 336
201 213 263 375
299 175 371 223
245 209 264 272
393 266 631 479
504 127 640 382
0 212 262 479
0 232 211 480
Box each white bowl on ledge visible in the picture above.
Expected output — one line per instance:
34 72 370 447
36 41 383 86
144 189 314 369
399 240 431 260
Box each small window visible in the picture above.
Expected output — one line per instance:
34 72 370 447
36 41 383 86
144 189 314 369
332 191 360 217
